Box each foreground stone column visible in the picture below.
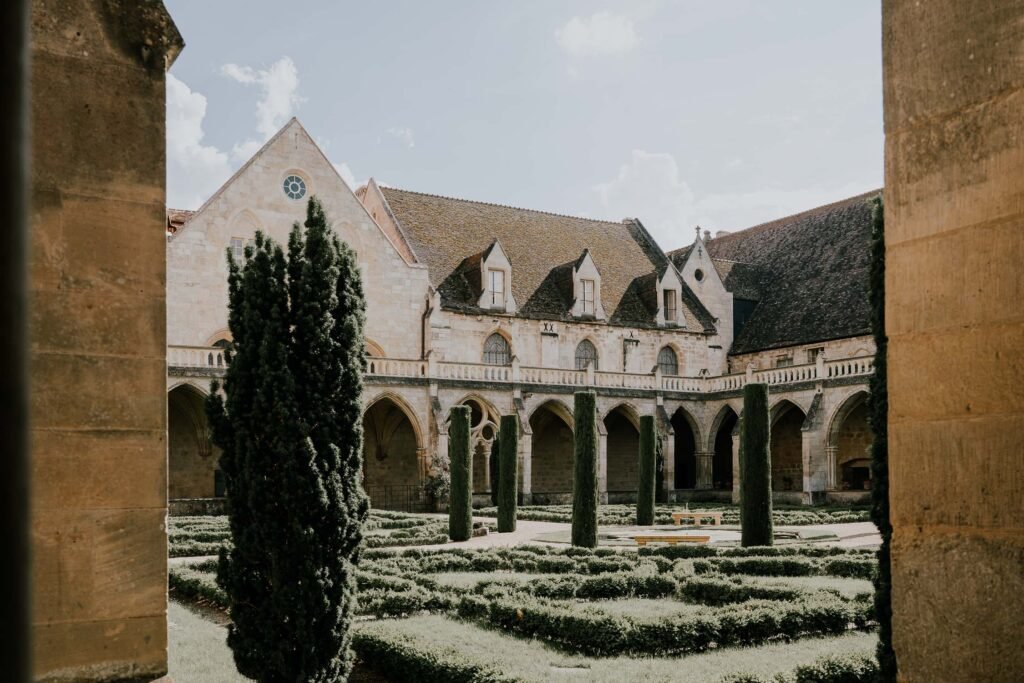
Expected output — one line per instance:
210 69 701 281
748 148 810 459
884 1 1024 679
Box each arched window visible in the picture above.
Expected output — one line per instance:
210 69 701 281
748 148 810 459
575 339 599 370
657 346 679 376
483 333 511 366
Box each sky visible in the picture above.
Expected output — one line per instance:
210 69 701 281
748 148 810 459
165 1 882 251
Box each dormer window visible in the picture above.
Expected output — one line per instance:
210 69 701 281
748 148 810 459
488 269 505 309
477 240 516 314
663 289 678 324
581 279 595 315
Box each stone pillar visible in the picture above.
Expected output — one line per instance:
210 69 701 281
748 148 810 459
660 431 675 501
802 427 828 506
695 451 713 489
731 423 741 504
884 3 1024 678
598 431 608 504
519 433 532 504
825 445 839 491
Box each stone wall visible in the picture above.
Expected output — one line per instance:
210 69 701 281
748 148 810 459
728 334 874 373
29 1 182 680
883 1 1024 680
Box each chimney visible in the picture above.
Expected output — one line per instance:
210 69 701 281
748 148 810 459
715 230 731 238
703 229 711 242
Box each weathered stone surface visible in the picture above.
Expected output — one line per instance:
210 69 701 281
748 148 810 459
29 0 181 680
884 0 1024 680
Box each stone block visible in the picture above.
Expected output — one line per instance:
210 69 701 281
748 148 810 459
882 0 1024 131
31 289 165 358
31 352 167 431
32 429 167 511
891 529 1024 682
885 215 1024 336
888 321 1024 422
33 615 168 683
890 414 1024 529
32 507 167 624
884 87 1024 245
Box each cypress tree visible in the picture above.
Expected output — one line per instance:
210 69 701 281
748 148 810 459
497 414 519 532
571 392 599 548
868 195 896 680
740 383 773 546
637 415 657 526
206 197 368 682
489 435 500 506
448 406 473 541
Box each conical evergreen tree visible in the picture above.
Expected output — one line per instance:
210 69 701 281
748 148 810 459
207 197 368 682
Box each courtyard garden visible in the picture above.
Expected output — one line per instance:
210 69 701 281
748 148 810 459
169 508 881 682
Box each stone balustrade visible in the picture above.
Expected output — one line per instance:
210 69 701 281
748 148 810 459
168 345 873 394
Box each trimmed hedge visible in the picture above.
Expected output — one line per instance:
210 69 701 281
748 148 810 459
352 629 518 683
498 414 519 533
637 415 657 526
571 392 599 548
448 406 473 542
741 383 773 546
464 595 862 658
719 652 879 683
680 576 803 606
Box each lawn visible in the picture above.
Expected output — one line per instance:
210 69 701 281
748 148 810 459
171 538 880 681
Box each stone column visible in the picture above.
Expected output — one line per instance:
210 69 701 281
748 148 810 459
731 424 741 504
598 431 609 504
696 451 714 489
825 445 839 491
519 434 532 504
661 432 675 502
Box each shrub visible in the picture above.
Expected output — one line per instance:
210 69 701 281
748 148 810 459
205 199 369 681
352 628 516 683
637 415 657 525
713 557 818 577
823 558 876 580
448 405 473 542
639 544 718 560
740 383 773 546
535 556 577 573
488 436 500 507
680 576 802 606
571 392 599 548
498 414 519 533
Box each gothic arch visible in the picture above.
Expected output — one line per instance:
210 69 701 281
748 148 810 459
364 391 424 450
482 329 513 365
670 405 701 489
603 402 641 431
528 398 574 431
574 337 600 370
365 338 385 358
769 399 806 492
826 390 872 491
168 383 217 499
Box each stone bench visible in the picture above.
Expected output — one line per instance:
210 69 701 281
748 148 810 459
671 511 723 528
633 535 711 547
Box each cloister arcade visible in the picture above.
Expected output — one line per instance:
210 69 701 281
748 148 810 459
164 371 874 509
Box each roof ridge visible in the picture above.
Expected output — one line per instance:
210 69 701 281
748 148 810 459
382 186 631 226
708 188 882 244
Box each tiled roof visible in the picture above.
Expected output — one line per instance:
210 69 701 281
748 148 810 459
380 188 715 330
166 208 194 234
669 189 881 354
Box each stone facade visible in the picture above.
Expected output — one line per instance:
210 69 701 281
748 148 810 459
883 1 1024 680
166 119 876 512
30 0 182 680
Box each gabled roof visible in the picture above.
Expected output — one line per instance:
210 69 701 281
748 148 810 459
669 189 881 354
379 187 714 330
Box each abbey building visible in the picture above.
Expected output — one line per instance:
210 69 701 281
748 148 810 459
167 119 876 510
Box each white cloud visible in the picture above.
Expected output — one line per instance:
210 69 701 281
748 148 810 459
165 73 233 210
386 126 415 148
556 11 638 58
593 149 872 250
332 161 359 190
221 56 305 162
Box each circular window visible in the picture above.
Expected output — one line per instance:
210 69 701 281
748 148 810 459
694 268 705 282
282 175 307 200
